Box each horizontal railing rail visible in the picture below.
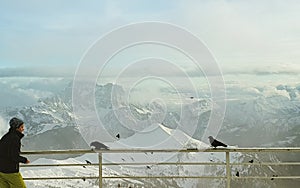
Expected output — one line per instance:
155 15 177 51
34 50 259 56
20 148 300 188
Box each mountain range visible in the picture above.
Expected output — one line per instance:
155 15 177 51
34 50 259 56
0 78 299 187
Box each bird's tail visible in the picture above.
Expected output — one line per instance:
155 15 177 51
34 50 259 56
222 143 228 147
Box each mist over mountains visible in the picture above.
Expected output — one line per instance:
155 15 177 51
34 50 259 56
0 75 299 187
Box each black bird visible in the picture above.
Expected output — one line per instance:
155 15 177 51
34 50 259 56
90 141 109 150
83 165 86 168
208 136 227 148
249 159 254 163
121 158 125 162
116 133 120 139
236 171 240 177
82 177 86 181
85 160 92 165
271 174 278 180
146 165 151 169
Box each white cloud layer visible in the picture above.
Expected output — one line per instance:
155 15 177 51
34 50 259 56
0 0 299 75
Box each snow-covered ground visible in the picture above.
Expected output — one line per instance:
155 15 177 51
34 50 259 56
21 124 227 188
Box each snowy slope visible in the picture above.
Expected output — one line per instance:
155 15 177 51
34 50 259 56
21 124 213 188
21 122 282 188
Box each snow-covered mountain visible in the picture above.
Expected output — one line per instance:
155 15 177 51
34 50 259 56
221 94 300 147
21 123 295 188
20 124 230 188
22 124 212 188
0 77 299 187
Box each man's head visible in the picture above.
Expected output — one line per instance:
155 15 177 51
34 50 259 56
9 117 24 132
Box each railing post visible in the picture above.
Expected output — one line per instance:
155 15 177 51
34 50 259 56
98 152 103 188
226 151 231 188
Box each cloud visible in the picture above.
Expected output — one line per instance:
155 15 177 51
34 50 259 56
0 66 76 77
1 0 300 74
221 62 300 75
177 0 300 69
0 76 70 108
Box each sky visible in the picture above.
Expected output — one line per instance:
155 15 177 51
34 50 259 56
0 0 300 77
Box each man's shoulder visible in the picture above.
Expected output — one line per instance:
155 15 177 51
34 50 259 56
0 132 9 140
1 132 19 142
